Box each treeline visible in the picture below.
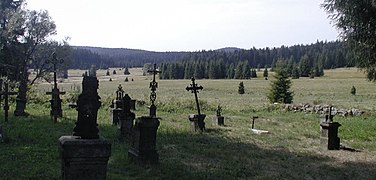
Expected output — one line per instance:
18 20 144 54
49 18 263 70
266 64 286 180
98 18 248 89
71 46 188 69
159 40 355 79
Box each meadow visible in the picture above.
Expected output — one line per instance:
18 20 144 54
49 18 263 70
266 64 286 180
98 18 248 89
0 68 375 179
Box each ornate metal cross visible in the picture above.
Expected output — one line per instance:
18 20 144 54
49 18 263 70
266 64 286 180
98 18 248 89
147 64 161 117
186 77 203 115
45 52 65 123
0 80 17 122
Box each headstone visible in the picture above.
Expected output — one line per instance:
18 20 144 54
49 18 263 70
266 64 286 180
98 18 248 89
213 105 224 126
58 76 111 180
118 94 135 141
186 77 206 132
0 80 18 122
320 106 341 150
45 52 66 123
128 64 160 164
110 84 125 125
250 116 269 134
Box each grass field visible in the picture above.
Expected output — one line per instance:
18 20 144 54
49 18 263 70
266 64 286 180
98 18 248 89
1 68 376 179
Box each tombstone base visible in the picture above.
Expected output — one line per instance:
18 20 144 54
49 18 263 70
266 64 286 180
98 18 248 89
213 116 224 126
128 116 160 164
58 136 111 180
188 114 206 132
119 114 135 141
320 122 341 150
110 108 122 125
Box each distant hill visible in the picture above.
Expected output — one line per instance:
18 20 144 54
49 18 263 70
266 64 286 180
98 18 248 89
216 47 244 52
71 46 189 69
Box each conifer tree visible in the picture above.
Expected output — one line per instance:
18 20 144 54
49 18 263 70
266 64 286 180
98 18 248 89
267 69 293 103
238 81 245 94
106 69 110 76
351 85 356 95
263 67 269 79
123 67 130 75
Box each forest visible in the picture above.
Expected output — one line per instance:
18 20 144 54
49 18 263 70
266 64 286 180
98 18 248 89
70 40 354 80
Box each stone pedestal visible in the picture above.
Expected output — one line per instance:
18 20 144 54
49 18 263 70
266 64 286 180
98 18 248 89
188 114 206 132
110 108 122 125
213 116 224 126
320 122 341 150
128 116 160 164
58 136 111 180
119 112 135 141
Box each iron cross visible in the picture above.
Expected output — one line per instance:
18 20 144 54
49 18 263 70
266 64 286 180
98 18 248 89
186 77 203 115
45 52 65 123
148 64 161 105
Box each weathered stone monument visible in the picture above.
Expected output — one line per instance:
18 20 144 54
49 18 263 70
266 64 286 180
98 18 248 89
320 106 341 150
118 94 135 141
186 77 206 132
45 52 65 123
58 76 111 179
128 63 160 164
0 80 17 122
213 105 224 126
110 84 125 125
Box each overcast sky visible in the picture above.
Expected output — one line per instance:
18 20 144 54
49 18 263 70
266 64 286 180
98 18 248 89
26 0 339 52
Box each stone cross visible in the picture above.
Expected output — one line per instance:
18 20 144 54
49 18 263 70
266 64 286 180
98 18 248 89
46 52 65 123
0 80 17 122
186 77 203 115
147 63 161 117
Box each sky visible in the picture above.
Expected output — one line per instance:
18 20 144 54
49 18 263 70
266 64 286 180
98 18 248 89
26 0 340 52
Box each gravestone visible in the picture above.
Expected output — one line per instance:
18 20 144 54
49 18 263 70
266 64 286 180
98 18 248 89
45 52 65 123
118 94 135 141
213 105 224 126
110 84 125 125
250 116 268 134
58 76 111 180
0 80 17 122
186 77 206 132
128 64 160 164
320 107 341 150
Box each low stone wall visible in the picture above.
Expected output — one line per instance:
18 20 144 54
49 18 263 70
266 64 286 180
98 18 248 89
284 103 364 117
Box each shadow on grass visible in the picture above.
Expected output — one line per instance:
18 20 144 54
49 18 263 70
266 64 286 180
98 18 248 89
108 126 376 179
1 113 375 179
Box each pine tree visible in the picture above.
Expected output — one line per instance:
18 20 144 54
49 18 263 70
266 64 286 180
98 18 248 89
238 81 245 94
106 70 110 76
291 63 300 79
263 67 268 80
113 69 117 74
267 69 293 103
351 85 356 95
123 67 130 75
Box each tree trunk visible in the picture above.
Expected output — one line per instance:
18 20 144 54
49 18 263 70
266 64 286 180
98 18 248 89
14 62 29 116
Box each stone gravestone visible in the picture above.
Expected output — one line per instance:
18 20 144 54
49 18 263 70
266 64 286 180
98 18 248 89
110 84 125 125
118 94 136 141
128 64 160 164
186 77 206 132
320 106 341 150
58 76 111 180
0 80 17 122
213 105 224 126
45 52 65 123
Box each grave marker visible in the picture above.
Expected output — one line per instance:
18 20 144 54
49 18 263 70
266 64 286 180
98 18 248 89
128 64 160 164
320 106 341 150
213 105 224 126
110 84 125 125
45 52 65 123
59 76 111 179
147 63 161 117
186 77 206 131
0 80 17 122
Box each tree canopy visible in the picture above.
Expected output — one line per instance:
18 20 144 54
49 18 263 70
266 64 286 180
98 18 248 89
323 0 376 81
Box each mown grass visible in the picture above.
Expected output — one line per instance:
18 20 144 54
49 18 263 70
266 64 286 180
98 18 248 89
0 68 376 179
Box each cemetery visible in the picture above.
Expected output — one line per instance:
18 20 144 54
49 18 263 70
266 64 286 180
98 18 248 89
0 67 375 179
